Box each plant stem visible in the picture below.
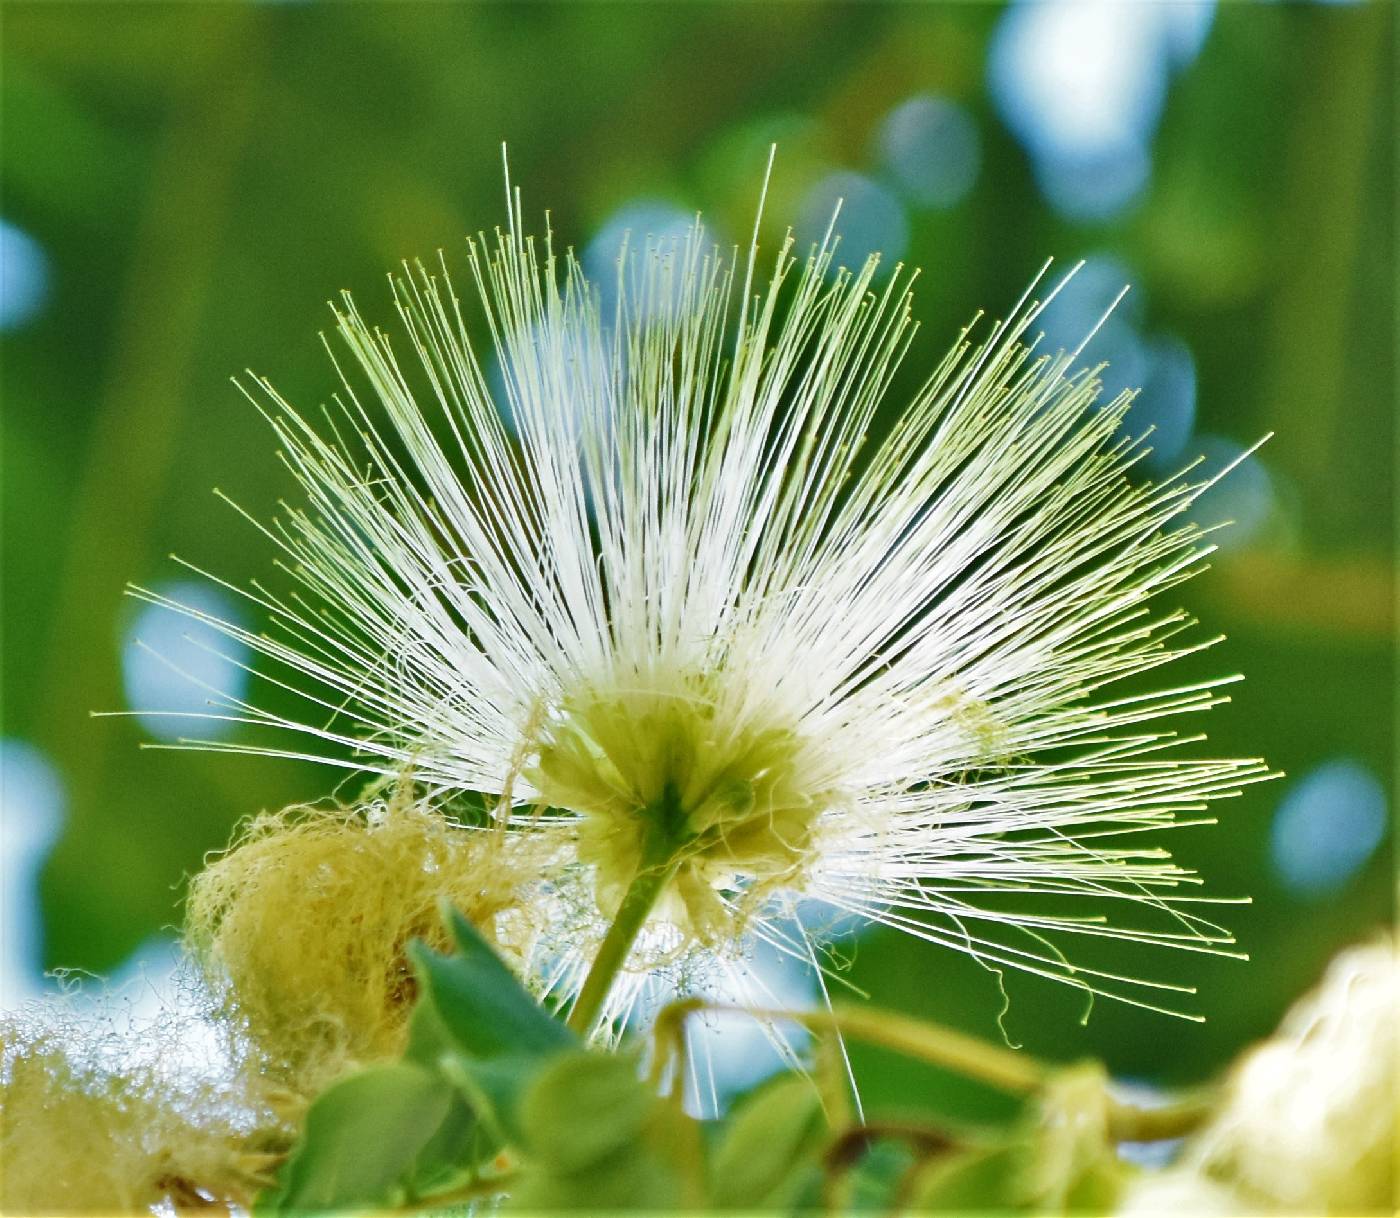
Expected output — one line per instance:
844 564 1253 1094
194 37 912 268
793 1004 1051 1095
657 999 1216 1142
401 1169 518 1214
567 858 680 1034
671 1000 1048 1095
568 789 689 1035
1107 1090 1216 1143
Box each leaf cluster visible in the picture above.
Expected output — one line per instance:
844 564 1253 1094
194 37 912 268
256 906 1145 1215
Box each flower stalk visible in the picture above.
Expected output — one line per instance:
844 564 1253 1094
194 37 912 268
567 785 690 1034
693 1001 1048 1096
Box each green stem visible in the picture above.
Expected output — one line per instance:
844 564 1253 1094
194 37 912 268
567 857 680 1034
663 999 1047 1095
568 789 689 1035
401 1168 518 1214
1107 1090 1216 1143
780 1004 1048 1095
657 999 1216 1143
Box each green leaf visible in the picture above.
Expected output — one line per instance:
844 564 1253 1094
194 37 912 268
709 1074 830 1209
1023 1063 1125 1214
270 1062 453 1210
483 1048 697 1211
406 1091 482 1196
840 1136 917 1214
905 1141 1030 1213
506 1140 688 1213
402 985 457 1069
518 1050 656 1172
409 905 576 1061
261 912 593 1212
505 1095 693 1216
441 1051 547 1147
408 909 587 1185
398 977 492 1193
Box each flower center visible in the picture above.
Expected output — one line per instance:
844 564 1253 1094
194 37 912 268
527 671 834 941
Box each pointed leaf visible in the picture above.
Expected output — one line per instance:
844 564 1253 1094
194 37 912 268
402 985 457 1069
905 1141 1030 1212
408 908 575 1061
710 1074 829 1209
271 1062 451 1209
518 1050 656 1172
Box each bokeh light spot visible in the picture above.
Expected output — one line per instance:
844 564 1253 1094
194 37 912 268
1033 143 1152 223
1037 255 1143 344
1036 258 1157 419
1130 334 1198 471
797 171 908 272
1083 315 1150 404
875 94 982 209
121 581 250 741
0 219 51 332
1270 759 1387 897
988 1 1216 221
1189 434 1277 551
1035 261 1198 470
583 199 699 320
1161 2 1217 65
989 1 1170 163
0 738 65 1008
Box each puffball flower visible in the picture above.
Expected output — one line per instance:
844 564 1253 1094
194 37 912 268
137 172 1270 1019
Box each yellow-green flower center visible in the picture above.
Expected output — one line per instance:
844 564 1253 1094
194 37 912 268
528 672 834 942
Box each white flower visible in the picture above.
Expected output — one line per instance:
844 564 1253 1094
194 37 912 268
136 165 1271 1019
1116 1169 1246 1217
1180 935 1397 1212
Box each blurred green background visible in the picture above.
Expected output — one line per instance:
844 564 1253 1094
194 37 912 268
1 0 1393 1117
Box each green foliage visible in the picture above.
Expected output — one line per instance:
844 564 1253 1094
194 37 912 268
709 1074 829 1209
836 1137 918 1214
516 1051 656 1173
411 906 577 1062
257 904 1158 1215
504 1052 697 1212
906 1065 1128 1215
907 1142 1028 1213
261 1062 455 1211
259 907 703 1212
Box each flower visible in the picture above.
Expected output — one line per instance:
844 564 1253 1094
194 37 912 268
1115 934 1397 1215
1181 934 1396 1212
137 162 1270 1021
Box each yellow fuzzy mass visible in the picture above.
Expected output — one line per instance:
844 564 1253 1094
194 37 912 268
184 791 558 1096
0 1011 277 1213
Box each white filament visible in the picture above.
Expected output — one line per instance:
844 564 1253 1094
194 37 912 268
128 174 1273 1016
